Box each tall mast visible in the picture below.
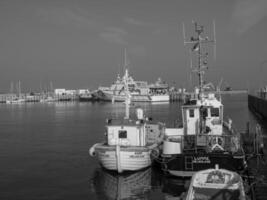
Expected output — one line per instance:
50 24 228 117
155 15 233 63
123 48 130 83
123 48 130 119
18 80 21 97
10 81 14 94
50 81 54 96
183 21 216 98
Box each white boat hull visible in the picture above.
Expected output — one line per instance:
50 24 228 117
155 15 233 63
149 95 170 102
99 91 170 102
6 99 25 104
92 144 152 172
186 167 246 200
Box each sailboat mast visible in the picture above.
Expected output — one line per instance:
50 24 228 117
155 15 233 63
18 80 21 97
124 48 129 93
10 82 14 94
50 81 54 94
124 73 130 119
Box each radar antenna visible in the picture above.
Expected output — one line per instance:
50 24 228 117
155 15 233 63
183 21 216 98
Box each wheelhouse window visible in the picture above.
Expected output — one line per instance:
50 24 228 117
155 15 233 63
189 109 194 118
211 107 220 117
119 130 127 138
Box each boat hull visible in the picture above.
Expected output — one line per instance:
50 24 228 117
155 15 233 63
97 91 170 102
40 97 56 102
79 96 93 102
161 152 246 177
149 95 170 102
92 167 152 199
6 99 25 104
94 144 152 172
186 167 246 200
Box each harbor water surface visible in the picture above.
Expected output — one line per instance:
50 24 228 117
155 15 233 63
0 94 266 200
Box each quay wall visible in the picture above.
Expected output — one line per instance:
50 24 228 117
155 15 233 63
0 93 79 103
248 94 267 119
169 91 188 102
170 90 247 102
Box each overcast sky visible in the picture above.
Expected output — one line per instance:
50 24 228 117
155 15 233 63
0 0 267 92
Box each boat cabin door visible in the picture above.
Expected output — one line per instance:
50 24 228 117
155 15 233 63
183 106 199 135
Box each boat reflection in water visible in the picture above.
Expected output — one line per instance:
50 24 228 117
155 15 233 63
160 175 190 200
91 166 206 200
92 167 152 199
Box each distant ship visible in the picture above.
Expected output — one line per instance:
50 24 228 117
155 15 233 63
93 69 170 102
94 71 169 102
79 92 94 102
92 50 170 102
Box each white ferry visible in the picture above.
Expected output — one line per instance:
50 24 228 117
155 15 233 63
93 50 169 102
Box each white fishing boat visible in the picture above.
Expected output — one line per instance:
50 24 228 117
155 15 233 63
89 60 165 173
186 165 246 200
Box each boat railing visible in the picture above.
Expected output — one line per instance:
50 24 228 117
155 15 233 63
166 134 241 153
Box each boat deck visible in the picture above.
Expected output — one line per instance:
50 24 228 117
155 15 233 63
95 144 151 152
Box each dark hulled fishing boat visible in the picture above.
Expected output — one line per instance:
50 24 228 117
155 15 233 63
159 22 247 177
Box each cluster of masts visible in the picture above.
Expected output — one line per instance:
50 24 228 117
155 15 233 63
9 81 54 95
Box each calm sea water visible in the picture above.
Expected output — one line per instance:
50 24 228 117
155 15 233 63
0 94 266 200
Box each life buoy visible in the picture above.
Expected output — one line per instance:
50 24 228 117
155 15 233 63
162 163 168 172
89 143 101 156
89 146 96 156
210 136 224 151
205 126 211 133
151 148 160 158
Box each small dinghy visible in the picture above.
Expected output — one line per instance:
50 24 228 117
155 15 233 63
186 165 246 200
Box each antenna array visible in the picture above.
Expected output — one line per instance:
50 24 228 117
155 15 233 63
182 21 216 94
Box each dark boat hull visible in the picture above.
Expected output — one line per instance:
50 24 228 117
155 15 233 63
161 152 246 177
